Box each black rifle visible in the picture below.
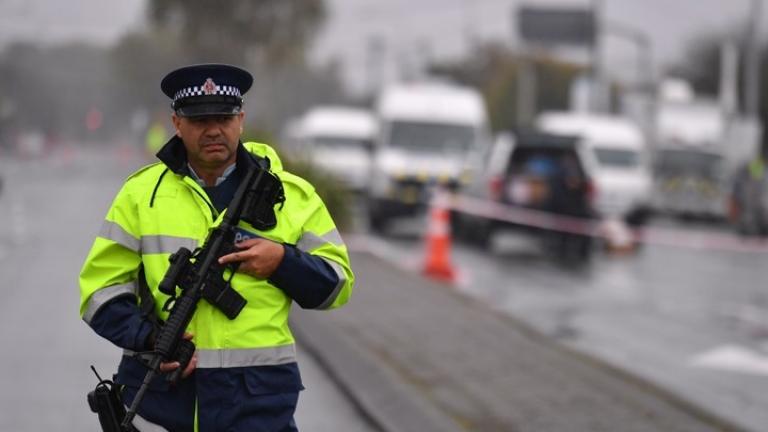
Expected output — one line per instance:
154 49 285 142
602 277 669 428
121 163 282 431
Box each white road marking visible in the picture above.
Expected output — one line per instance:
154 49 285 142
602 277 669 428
690 345 768 376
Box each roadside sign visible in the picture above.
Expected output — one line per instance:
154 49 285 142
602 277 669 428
517 7 596 46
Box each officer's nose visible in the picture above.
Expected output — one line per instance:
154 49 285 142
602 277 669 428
202 120 222 137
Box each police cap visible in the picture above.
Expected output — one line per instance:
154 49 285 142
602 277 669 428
160 64 254 117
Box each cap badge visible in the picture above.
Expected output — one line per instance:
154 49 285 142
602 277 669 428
202 78 217 95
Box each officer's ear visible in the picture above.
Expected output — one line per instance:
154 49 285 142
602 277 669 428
171 113 182 137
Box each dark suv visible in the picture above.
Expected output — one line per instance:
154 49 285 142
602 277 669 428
455 131 595 261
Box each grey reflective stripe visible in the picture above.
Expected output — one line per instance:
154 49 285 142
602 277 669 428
316 258 346 310
141 235 198 255
296 228 344 252
97 222 198 256
99 220 140 252
127 410 169 432
196 345 296 368
83 283 136 324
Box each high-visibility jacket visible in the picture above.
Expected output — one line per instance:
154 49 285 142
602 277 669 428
79 139 353 430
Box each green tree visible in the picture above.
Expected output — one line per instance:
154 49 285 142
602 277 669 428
667 33 730 99
110 32 188 115
110 0 343 138
430 43 584 132
0 42 115 140
147 0 326 65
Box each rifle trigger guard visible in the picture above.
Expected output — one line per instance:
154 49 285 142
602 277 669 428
162 296 176 312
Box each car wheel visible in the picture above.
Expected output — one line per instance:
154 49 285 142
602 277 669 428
469 220 493 248
369 213 389 233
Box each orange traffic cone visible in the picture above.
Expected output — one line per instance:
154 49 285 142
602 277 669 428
423 200 456 282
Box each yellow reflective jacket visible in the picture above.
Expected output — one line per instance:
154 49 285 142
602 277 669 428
79 141 353 367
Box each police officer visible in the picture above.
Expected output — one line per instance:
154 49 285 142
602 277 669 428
79 64 354 431
731 142 768 237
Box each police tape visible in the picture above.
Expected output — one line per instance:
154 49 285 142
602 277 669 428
437 193 768 254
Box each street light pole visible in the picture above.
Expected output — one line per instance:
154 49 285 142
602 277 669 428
603 23 653 92
602 22 656 146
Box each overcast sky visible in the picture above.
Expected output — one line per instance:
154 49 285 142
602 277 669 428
0 0 763 93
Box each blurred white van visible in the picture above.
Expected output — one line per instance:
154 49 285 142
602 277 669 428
369 80 490 229
535 111 653 224
285 106 376 192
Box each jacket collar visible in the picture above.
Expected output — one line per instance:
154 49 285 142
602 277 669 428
156 135 267 177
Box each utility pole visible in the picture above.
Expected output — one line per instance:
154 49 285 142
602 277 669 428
516 49 538 127
590 0 605 112
365 36 386 98
721 41 740 118
744 0 762 118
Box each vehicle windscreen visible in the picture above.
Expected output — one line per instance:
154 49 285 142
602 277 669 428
502 146 587 209
388 121 474 154
313 136 372 152
592 147 640 168
508 147 584 178
654 150 722 177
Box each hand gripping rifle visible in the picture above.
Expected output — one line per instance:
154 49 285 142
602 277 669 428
120 162 283 431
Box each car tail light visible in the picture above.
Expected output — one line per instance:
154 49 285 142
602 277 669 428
586 178 597 205
489 175 503 200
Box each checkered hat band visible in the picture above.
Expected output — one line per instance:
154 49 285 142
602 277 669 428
173 85 241 101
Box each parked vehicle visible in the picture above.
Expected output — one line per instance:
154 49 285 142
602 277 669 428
282 106 376 193
535 111 653 225
368 81 490 230
651 147 729 221
648 79 759 221
457 131 595 261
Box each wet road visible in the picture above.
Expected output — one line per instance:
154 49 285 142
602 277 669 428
5 143 767 431
368 214 768 432
0 145 375 432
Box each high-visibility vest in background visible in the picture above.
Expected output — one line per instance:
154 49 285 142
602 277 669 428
144 122 168 156
749 157 765 180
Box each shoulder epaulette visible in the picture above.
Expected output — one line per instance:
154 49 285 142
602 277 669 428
125 162 165 182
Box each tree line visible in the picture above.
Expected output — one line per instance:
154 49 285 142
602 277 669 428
0 0 343 147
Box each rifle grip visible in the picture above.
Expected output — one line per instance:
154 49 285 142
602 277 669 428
166 339 196 384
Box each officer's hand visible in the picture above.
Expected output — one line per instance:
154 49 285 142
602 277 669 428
159 332 197 379
218 238 285 278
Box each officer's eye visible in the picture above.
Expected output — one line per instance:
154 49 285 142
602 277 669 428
187 116 234 125
188 117 208 125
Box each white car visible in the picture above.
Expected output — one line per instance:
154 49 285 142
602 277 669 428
283 106 377 193
535 111 653 224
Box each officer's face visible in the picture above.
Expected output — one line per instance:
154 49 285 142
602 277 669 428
172 112 244 170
